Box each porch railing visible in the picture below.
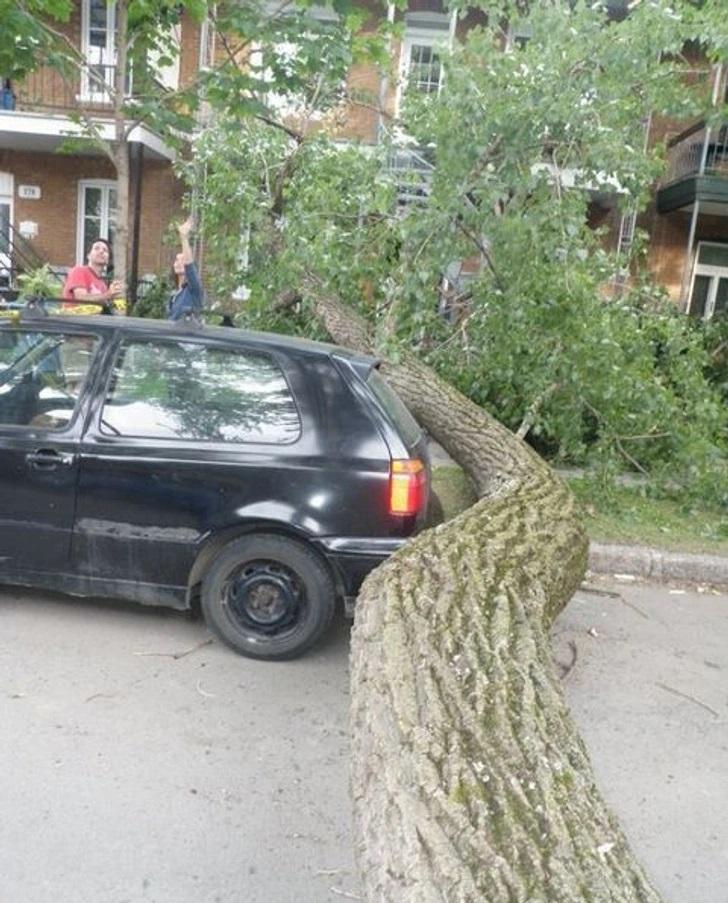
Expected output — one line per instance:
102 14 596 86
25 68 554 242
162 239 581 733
14 64 121 112
661 121 728 186
0 220 67 296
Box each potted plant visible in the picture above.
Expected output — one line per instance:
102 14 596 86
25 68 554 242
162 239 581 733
16 265 63 304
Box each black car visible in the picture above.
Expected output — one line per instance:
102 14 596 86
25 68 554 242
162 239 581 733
0 311 429 659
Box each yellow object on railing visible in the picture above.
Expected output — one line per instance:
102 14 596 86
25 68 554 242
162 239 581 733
0 298 127 317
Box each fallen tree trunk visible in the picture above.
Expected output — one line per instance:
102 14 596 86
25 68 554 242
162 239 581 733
309 288 662 902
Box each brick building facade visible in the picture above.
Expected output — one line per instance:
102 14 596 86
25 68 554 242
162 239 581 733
1 1 726 316
0 0 198 297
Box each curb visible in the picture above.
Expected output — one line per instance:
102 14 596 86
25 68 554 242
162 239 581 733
588 542 728 588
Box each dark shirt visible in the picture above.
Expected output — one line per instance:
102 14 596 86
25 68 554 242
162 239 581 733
168 263 203 320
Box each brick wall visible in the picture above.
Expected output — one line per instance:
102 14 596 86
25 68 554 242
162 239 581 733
643 204 728 302
0 148 182 279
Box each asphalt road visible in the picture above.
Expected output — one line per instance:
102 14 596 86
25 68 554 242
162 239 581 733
0 588 360 903
1 578 727 903
554 576 728 903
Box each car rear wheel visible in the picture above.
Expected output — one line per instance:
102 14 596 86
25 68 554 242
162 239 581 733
201 534 336 660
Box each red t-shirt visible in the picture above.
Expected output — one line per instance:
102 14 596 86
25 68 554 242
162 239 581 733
62 265 108 301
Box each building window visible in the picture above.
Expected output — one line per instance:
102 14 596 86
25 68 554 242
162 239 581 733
77 181 117 265
81 0 116 102
396 24 448 116
406 43 443 94
506 21 533 51
689 242 728 319
250 6 345 118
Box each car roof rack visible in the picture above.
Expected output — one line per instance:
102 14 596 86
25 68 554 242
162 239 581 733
175 311 205 331
6 298 113 323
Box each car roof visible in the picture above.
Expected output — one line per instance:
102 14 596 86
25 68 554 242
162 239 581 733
0 311 377 368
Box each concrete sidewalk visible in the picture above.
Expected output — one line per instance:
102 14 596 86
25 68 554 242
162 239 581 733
428 438 728 589
553 578 728 903
589 542 728 589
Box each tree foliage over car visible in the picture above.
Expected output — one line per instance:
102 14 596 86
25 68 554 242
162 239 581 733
186 0 727 510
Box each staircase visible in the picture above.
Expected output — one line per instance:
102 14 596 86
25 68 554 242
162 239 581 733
0 220 66 299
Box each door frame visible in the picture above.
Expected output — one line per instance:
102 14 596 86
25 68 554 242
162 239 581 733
76 179 117 265
688 241 728 319
0 171 14 280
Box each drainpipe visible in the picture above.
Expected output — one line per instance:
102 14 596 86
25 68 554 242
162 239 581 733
377 3 396 144
448 8 457 49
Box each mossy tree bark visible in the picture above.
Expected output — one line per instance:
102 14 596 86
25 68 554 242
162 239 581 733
308 287 662 903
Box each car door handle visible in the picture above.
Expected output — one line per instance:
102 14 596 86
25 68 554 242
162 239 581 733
26 448 76 470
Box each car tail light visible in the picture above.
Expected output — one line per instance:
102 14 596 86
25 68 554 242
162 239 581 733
389 458 426 516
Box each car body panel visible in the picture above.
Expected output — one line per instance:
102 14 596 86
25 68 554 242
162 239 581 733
0 312 429 615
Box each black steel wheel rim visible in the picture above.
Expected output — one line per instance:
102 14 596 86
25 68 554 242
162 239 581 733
222 559 306 637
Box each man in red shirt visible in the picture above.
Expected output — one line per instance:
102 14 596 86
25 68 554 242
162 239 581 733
62 239 124 313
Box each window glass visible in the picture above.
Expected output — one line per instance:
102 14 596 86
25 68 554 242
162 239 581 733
0 202 10 256
366 368 422 447
79 183 116 265
408 43 442 94
697 243 728 268
715 277 728 316
0 331 98 430
101 340 302 444
689 274 710 317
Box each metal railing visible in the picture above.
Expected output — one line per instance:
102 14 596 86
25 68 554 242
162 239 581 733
661 121 728 186
14 64 122 112
387 145 434 206
0 221 67 296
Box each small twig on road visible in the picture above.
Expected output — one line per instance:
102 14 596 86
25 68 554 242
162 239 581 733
556 640 578 682
329 889 362 901
656 682 719 718
85 692 116 703
616 596 650 620
580 584 623 599
579 583 650 619
133 638 214 660
196 680 216 699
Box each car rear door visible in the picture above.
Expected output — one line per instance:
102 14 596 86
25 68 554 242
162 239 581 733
71 330 307 594
0 323 103 572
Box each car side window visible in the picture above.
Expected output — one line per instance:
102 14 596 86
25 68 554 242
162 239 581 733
100 338 302 444
0 330 99 430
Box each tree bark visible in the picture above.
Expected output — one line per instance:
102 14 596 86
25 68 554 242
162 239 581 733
307 286 662 903
111 0 129 289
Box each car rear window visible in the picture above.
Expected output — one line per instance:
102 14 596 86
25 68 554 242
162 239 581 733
101 339 301 444
366 368 422 448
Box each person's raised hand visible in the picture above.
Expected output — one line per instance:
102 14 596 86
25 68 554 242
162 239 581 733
177 216 195 238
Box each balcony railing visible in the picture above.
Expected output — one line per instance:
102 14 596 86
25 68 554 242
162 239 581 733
661 121 728 186
14 64 122 113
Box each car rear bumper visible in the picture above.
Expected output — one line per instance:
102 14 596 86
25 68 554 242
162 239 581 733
316 536 408 612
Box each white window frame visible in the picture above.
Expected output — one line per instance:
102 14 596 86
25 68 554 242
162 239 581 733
0 171 14 279
148 21 182 91
80 0 116 103
688 241 728 319
76 179 117 265
395 20 450 117
250 5 342 118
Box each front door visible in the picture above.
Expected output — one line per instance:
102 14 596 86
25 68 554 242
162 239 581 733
0 327 100 571
689 242 728 318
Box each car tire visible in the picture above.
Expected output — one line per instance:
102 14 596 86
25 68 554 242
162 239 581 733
201 534 336 660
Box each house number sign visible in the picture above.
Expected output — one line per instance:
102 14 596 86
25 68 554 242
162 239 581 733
18 185 41 200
